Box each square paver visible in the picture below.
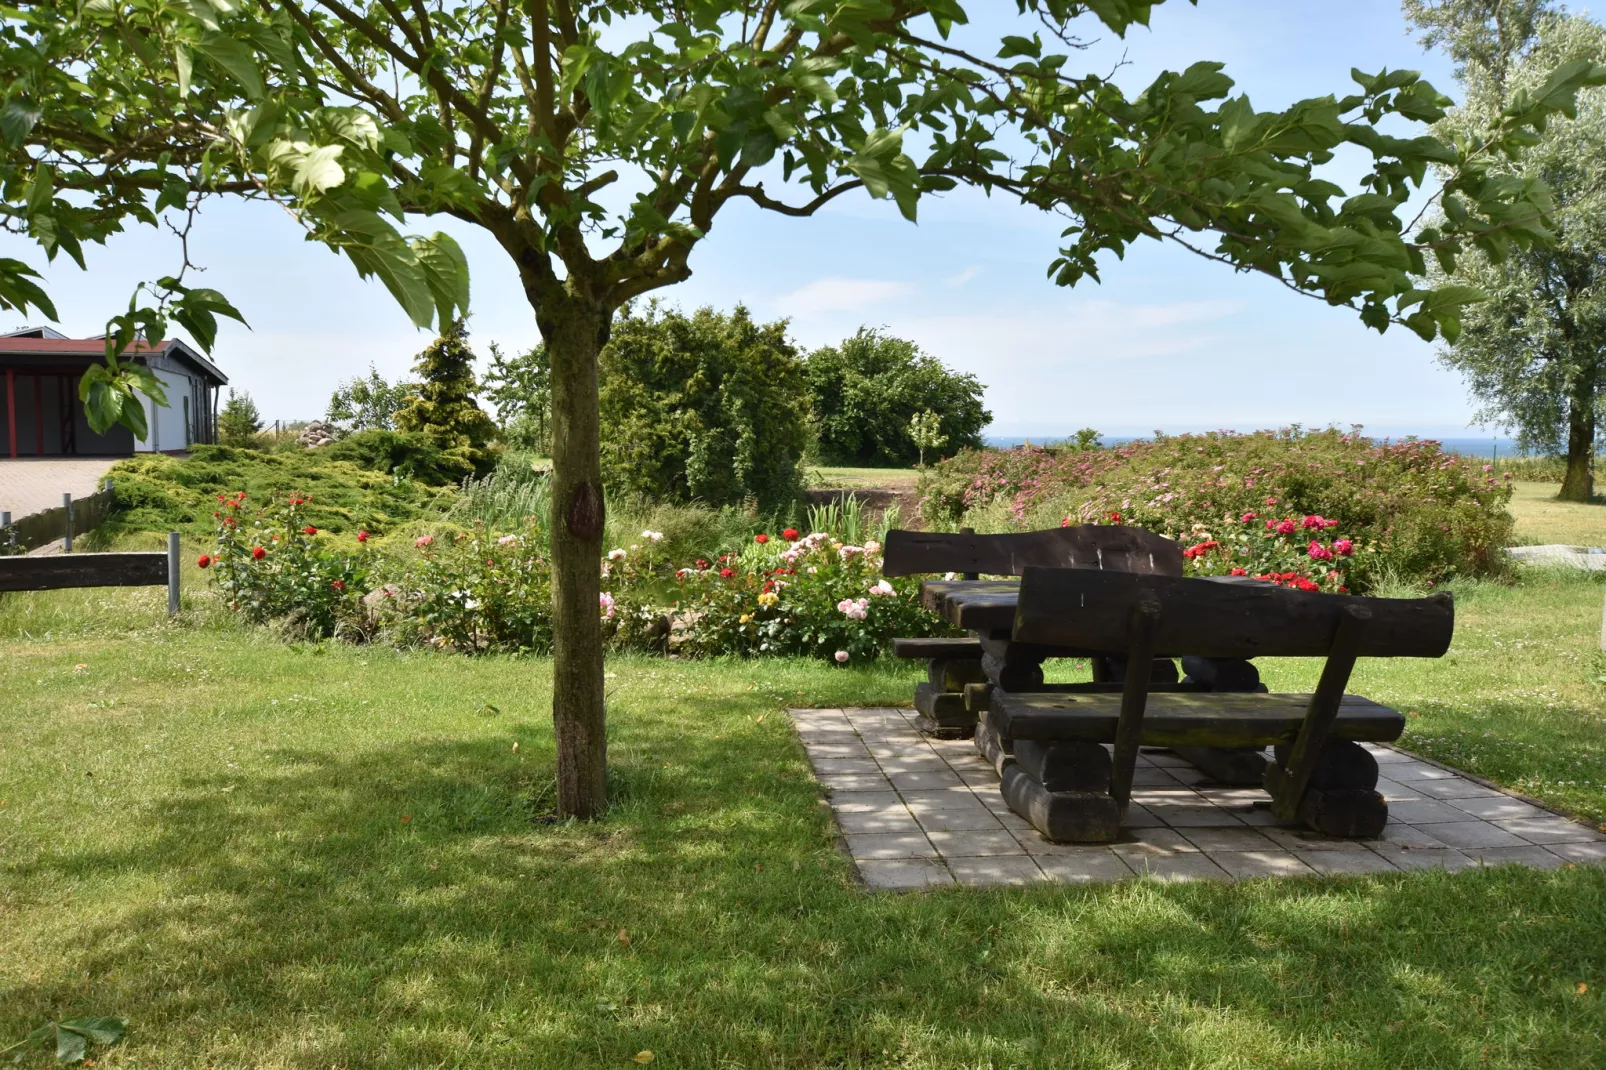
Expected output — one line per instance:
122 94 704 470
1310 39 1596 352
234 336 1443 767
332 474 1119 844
1447 796 1547 822
808 742 873 760
858 858 955 890
1037 848 1135 883
902 788 989 812
1111 827 1200 857
1178 826 1281 852
948 856 1046 886
1412 778 1503 801
1420 820 1528 850
1386 799 1471 824
845 833 938 860
1374 822 1448 847
1364 744 1412 764
837 808 923 835
1147 803 1246 828
1368 845 1476 871
1385 762 1459 782
1122 852 1230 882
1374 779 1429 803
1295 849 1400 875
1260 826 1372 852
915 808 1005 833
1547 840 1606 865
810 758 883 777
830 790 903 813
888 769 965 791
1208 850 1317 879
1464 845 1567 870
819 773 893 791
926 829 1024 857
1495 816 1603 845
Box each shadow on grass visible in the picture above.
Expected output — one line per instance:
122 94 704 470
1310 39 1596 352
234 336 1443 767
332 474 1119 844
5 694 1606 1068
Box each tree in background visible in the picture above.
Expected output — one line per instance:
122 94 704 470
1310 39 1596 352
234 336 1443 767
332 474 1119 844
481 343 552 456
6 0 1601 817
808 330 989 468
600 304 808 511
909 409 947 469
327 366 418 433
217 389 263 447
1408 1 1606 501
394 323 499 480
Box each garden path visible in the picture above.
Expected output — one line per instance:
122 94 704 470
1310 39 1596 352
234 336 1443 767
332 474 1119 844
0 457 118 519
791 706 1606 890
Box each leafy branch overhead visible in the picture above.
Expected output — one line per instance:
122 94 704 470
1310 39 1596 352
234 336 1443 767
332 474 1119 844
2 1 1603 414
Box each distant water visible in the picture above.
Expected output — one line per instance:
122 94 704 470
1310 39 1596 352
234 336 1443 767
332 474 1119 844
983 434 1522 460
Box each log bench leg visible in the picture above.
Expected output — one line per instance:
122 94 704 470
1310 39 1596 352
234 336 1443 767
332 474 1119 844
1001 765 1121 843
974 710 1013 775
1172 657 1271 785
1267 738 1386 838
913 680 976 739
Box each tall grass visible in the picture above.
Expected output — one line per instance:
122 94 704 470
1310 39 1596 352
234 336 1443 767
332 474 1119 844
1498 454 1605 484
803 494 902 545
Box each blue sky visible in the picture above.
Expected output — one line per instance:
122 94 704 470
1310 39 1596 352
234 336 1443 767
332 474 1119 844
1 1 1548 437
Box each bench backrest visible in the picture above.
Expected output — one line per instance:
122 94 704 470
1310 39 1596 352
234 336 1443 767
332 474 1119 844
1012 567 1454 659
882 525 1182 579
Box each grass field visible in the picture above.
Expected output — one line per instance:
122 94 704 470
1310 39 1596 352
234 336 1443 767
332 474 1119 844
807 465 919 491
1510 481 1606 547
2 500 1605 1066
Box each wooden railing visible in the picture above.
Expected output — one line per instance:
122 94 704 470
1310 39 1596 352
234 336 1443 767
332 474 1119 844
0 532 183 614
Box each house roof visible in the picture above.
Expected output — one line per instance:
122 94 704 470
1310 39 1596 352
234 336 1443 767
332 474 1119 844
0 333 228 385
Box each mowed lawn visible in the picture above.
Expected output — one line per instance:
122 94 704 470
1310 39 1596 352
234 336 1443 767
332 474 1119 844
1510 481 1606 547
2 507 1606 1065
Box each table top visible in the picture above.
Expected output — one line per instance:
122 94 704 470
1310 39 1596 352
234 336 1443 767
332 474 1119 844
919 575 1263 638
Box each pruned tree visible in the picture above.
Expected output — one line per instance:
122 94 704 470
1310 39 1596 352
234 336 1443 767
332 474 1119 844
2 0 1603 815
1408 1 1606 501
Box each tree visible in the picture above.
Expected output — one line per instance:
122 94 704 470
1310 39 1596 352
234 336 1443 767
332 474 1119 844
909 409 946 469
1408 2 1606 500
217 389 263 446
327 365 417 432
808 329 988 467
599 303 809 509
4 1 1603 818
481 342 552 455
394 322 500 479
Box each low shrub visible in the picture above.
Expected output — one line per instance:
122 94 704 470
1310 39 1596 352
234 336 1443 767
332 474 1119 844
324 428 462 485
920 428 1515 590
374 526 554 652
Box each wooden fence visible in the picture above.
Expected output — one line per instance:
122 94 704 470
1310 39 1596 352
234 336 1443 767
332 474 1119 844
0 533 183 614
0 484 115 554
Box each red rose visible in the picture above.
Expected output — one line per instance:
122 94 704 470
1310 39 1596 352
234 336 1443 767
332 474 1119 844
1240 512 1257 522
330 580 345 591
1229 567 1248 576
357 530 369 543
252 546 266 560
303 526 318 535
196 555 212 569
1275 519 1297 535
755 533 769 544
782 528 799 541
719 568 735 579
1334 538 1354 556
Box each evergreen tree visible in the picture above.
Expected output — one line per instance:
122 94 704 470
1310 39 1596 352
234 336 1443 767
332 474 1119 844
217 389 263 447
481 342 551 454
394 323 499 479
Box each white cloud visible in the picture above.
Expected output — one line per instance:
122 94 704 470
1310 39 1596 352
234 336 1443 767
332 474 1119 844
945 265 982 288
773 277 914 316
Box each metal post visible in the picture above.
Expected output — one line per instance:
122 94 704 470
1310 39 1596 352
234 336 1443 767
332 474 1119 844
1 510 10 554
167 531 181 616
62 492 73 552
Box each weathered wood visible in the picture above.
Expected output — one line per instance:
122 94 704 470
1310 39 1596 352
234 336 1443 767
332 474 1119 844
0 552 169 592
1110 598 1161 807
990 691 1406 746
981 652 1045 691
892 637 984 659
928 657 986 691
1099 655 1180 684
920 580 1026 634
965 682 992 712
1180 656 1264 691
1273 738 1379 791
1013 738 1112 792
1271 606 1370 821
913 682 973 725
1171 745 1269 786
974 711 1014 775
1000 765 1122 843
1297 788 1388 838
883 524 1182 578
1012 567 1454 658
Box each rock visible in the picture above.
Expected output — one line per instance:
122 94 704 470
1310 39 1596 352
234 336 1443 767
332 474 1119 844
667 608 703 654
298 420 339 448
361 583 404 623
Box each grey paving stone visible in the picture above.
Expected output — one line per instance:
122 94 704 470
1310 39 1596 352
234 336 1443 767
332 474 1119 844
845 833 939 860
954 765 1004 789
1145 751 1192 768
986 808 1034 833
1385 799 1471 824
830 791 904 813
915 807 1005 833
1130 788 1201 805
867 742 938 760
1374 779 1429 803
1385 762 1458 782
1122 852 1230 882
1208 850 1317 878
1420 820 1528 850
1363 744 1413 764
1111 827 1201 857
1195 787 1270 807
927 828 1025 857
809 742 874 760
810 758 883 776
1548 840 1606 865
819 773 893 791
1165 766 1211 786
1368 845 1476 871
948 855 1047 886
1123 804 1166 828
1132 766 1184 787
1411 778 1503 800
1447 796 1546 822
1179 826 1282 852
1296 849 1401 875
1464 845 1567 870
1260 826 1372 852
1375 822 1448 847
837 808 923 834
888 768 965 791
877 757 952 775
1495 816 1604 844
902 788 989 812
857 858 955 890
1234 806 1284 827
1036 848 1136 884
1147 803 1246 827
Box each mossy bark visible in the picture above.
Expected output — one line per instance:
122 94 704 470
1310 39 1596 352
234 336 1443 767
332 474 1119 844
1560 367 1597 503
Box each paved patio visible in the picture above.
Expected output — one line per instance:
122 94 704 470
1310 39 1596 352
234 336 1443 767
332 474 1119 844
791 706 1606 890
0 457 119 519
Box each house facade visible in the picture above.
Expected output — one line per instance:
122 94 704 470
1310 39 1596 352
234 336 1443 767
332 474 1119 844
0 327 229 457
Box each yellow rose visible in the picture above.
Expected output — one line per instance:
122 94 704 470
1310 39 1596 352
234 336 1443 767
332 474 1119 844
739 613 752 624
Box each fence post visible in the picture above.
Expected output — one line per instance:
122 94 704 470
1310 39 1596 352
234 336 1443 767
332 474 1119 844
62 492 73 552
1 510 10 554
167 532 181 616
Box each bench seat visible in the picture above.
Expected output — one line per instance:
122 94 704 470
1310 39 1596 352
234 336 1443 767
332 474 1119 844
891 637 984 659
990 691 1405 748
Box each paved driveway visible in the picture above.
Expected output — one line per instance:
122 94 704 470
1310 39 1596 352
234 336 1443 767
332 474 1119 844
0 458 120 519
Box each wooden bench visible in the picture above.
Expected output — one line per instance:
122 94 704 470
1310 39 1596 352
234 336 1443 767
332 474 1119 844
882 525 1182 737
985 567 1454 843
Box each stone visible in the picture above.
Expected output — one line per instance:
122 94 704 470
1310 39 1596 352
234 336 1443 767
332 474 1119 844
1208 850 1317 878
1495 816 1604 844
1419 820 1528 850
1036 848 1135 883
1295 850 1400 875
948 856 1046 886
845 833 938 860
858 859 955 890
926 828 1023 856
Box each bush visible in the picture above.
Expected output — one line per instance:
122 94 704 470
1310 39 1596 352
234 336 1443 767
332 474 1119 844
394 322 500 479
919 429 1515 590
326 365 418 432
599 303 809 510
324 428 461 486
375 526 554 653
806 328 991 467
217 389 263 446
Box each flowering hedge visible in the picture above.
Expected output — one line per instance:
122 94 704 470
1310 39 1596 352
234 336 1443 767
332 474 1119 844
919 428 1514 589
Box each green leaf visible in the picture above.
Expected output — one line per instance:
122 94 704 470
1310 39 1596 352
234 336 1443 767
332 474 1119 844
197 31 266 98
0 99 42 146
58 1018 127 1047
292 145 346 196
54 1026 87 1063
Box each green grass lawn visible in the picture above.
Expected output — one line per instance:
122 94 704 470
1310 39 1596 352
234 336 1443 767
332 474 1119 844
1510 481 1606 547
3 563 1606 1067
807 465 920 491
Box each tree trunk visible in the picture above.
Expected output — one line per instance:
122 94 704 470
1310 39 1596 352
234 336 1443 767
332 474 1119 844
1560 367 1597 503
543 294 611 818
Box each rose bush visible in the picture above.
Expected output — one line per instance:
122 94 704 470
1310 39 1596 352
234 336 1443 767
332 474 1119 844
206 492 367 638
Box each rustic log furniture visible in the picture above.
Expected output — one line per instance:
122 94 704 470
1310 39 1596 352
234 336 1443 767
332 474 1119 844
883 525 1182 737
984 567 1454 842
